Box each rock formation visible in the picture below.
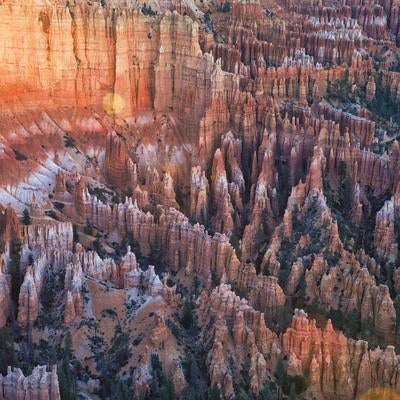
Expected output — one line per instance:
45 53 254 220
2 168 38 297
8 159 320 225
282 309 400 399
1 0 400 397
0 365 60 400
198 284 281 398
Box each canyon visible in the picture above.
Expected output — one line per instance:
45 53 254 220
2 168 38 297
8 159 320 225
1 0 400 399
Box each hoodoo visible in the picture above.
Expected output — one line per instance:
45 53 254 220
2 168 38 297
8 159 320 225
1 0 400 398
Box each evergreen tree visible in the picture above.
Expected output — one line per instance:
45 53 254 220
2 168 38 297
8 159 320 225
181 298 194 329
58 332 77 400
149 240 164 268
0 327 17 374
208 385 221 400
361 318 375 344
235 390 250 400
274 357 286 398
159 377 175 400
184 353 200 386
83 218 93 235
337 161 353 217
149 354 176 400
72 224 79 243
112 378 132 400
9 237 22 307
22 208 31 225
94 325 132 398
259 385 273 400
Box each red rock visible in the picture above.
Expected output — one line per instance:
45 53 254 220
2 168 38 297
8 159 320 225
198 284 280 397
282 309 400 399
0 205 22 251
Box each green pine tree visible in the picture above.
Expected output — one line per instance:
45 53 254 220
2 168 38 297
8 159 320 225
58 332 77 400
208 384 221 400
0 327 17 374
9 237 22 307
112 378 132 400
181 299 194 329
22 208 31 225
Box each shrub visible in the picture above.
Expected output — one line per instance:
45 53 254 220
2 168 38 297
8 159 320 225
141 3 157 16
13 149 28 161
53 201 65 211
63 135 76 148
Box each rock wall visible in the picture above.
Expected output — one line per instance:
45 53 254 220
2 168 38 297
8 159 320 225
198 285 400 400
282 309 400 400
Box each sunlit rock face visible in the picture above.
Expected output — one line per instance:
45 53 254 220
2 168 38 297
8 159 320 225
0 1 226 191
0 2 152 114
2 0 400 398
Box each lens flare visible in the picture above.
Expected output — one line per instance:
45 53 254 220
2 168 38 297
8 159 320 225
359 388 400 400
102 93 125 115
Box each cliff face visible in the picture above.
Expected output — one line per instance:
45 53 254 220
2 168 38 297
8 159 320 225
0 1 228 190
0 2 151 114
0 0 229 124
